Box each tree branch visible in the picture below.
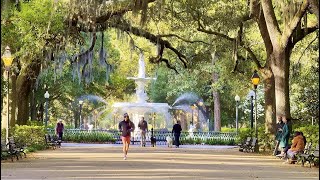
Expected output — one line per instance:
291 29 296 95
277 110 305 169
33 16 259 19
158 34 213 46
292 24 318 46
251 0 273 57
308 0 319 23
281 0 310 46
109 21 188 68
297 33 318 63
197 27 234 41
260 0 282 48
197 26 262 68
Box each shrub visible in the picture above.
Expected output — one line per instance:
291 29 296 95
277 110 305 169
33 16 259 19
293 125 319 148
13 125 46 148
221 127 236 133
62 131 116 143
258 127 274 152
236 128 253 144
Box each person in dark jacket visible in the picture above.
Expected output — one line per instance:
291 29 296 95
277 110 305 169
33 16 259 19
138 116 148 147
275 116 284 141
172 120 182 148
55 120 64 141
118 113 135 160
279 116 290 155
273 116 284 155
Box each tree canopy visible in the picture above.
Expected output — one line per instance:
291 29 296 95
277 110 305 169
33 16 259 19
1 0 318 131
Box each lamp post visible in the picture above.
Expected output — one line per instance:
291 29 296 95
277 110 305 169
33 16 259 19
153 112 156 129
94 110 98 129
79 100 83 129
251 70 260 138
235 95 240 133
197 100 204 130
191 104 196 125
248 90 255 131
113 114 116 129
2 46 14 145
44 91 50 127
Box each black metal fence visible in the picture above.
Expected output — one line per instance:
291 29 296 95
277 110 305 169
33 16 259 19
47 129 237 145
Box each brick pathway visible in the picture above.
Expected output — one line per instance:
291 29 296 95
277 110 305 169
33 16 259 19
1 143 319 180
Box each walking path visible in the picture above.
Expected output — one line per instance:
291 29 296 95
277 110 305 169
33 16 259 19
1 143 319 180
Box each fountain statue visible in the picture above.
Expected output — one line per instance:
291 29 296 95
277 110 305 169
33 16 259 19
113 52 172 133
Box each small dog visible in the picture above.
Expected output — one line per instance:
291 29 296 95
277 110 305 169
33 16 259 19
166 136 173 148
151 136 156 147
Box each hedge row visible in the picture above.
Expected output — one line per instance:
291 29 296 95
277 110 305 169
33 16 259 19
61 131 116 143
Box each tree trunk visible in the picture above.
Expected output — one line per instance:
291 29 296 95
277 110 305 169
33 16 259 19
271 49 291 118
16 57 41 125
16 70 32 125
180 112 187 131
30 84 37 121
10 74 17 127
74 110 78 129
213 90 221 131
261 67 276 134
211 53 221 131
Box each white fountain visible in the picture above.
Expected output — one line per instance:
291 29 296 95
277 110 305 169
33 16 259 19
112 53 172 131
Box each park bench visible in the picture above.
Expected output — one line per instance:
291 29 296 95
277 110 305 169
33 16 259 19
45 134 60 149
50 134 62 148
276 142 312 161
8 137 27 159
238 137 251 152
3 137 23 161
243 137 257 153
294 142 312 166
298 144 319 168
1 139 15 161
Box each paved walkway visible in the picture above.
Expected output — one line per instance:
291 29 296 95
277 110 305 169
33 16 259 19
1 143 319 180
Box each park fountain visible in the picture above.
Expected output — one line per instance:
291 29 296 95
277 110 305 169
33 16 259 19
112 53 172 131
76 95 108 129
171 93 209 132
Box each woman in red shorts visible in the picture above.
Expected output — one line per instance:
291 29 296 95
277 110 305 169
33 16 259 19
118 113 135 160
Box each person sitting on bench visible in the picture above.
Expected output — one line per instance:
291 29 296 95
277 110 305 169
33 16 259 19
284 131 305 164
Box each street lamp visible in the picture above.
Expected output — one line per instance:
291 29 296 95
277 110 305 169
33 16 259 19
2 46 14 145
191 104 196 125
79 100 83 129
235 95 240 133
251 70 260 139
248 90 255 131
94 110 98 129
44 91 50 127
197 100 204 129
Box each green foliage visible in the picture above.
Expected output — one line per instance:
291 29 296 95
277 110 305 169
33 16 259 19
62 131 116 143
205 138 235 145
236 128 253 144
221 127 237 133
1 128 5 138
1 125 47 153
180 137 236 145
258 127 275 152
293 125 319 148
13 125 46 147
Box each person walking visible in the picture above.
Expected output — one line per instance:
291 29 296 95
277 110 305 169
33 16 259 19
172 120 182 148
55 120 64 141
279 116 290 156
118 113 135 160
138 116 148 147
273 116 284 155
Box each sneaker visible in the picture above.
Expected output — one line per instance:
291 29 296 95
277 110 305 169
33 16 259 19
123 156 127 160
